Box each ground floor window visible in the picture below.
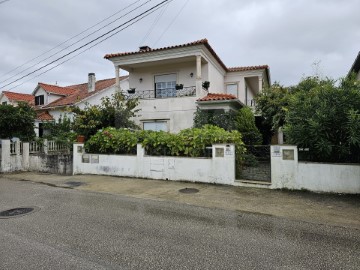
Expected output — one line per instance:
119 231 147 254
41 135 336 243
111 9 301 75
143 121 168 132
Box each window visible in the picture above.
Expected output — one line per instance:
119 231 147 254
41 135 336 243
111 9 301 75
35 95 44 105
154 74 176 98
226 83 238 97
2 101 7 105
143 121 168 132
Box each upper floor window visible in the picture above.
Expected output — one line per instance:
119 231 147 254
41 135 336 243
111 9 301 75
143 120 168 132
226 83 238 97
2 101 7 105
35 95 44 105
155 74 176 98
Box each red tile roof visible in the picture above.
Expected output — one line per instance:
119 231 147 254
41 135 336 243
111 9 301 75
36 111 54 121
197 93 237 102
2 91 34 105
228 65 269 72
38 83 77 96
44 77 126 109
104 39 229 71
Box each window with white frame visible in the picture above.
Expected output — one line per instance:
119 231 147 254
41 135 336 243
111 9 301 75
154 74 176 98
143 121 168 132
226 83 238 97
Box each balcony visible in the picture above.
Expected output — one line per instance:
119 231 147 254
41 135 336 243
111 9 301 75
126 86 196 100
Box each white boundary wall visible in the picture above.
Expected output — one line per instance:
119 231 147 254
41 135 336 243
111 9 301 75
271 145 360 194
73 143 236 185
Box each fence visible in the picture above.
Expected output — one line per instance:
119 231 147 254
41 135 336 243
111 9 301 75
238 145 271 182
74 143 235 185
298 147 360 163
0 139 72 175
271 145 360 194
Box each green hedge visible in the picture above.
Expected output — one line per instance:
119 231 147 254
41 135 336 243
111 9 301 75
85 125 245 160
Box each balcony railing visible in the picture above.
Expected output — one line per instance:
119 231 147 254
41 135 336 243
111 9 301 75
126 86 196 100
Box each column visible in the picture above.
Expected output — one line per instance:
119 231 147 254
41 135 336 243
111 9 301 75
1 140 11 172
195 55 202 97
258 76 263 93
115 65 120 92
22 142 30 170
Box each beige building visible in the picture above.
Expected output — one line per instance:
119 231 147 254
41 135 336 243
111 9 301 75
105 39 270 133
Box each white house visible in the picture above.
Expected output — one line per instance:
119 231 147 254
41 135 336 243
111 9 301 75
104 38 270 133
0 91 34 106
348 51 360 80
32 74 129 136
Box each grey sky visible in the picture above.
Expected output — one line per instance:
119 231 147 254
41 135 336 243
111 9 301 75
0 0 359 93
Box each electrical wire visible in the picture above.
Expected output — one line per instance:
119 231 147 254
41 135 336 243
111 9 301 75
6 0 175 90
0 0 144 79
0 0 154 84
153 0 189 47
0 0 11 5
138 1 169 46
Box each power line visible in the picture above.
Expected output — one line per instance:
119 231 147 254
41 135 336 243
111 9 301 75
3 0 174 90
0 0 11 5
138 1 169 46
153 0 189 47
0 0 153 84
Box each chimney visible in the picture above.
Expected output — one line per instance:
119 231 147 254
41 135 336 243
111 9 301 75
88 73 96 92
139 45 151 52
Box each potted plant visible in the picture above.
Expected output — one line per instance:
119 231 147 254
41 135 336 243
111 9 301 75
202 81 210 90
175 84 184 90
127 88 136 94
77 135 85 143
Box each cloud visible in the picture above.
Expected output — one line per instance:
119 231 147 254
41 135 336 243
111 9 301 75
0 0 359 93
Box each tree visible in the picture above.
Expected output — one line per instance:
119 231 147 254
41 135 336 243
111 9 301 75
284 75 360 162
193 107 262 145
255 82 290 133
71 92 139 139
0 102 36 141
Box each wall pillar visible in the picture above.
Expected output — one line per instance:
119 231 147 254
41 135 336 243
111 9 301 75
43 139 48 155
1 140 11 172
258 76 263 93
22 142 30 170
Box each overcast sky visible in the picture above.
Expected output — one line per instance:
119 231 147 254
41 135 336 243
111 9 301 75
1 0 359 93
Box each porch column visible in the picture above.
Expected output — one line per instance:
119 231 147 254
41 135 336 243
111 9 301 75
258 76 263 93
196 55 202 97
115 65 120 92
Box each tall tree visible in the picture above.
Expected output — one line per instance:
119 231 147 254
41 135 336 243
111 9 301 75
71 92 139 139
0 102 36 140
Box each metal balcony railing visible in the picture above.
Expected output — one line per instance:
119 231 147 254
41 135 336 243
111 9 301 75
126 86 196 100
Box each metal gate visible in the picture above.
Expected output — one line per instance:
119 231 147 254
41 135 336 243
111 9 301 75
237 145 271 182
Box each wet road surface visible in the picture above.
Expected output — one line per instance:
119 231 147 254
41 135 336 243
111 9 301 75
0 178 359 270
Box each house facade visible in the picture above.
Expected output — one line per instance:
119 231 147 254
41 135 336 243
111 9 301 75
0 91 34 106
32 74 129 136
348 51 360 80
105 39 270 133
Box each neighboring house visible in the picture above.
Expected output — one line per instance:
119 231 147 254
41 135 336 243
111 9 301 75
0 91 34 106
33 73 129 136
348 51 360 80
104 38 270 132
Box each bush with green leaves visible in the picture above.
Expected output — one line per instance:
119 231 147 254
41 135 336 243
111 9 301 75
85 125 245 162
42 114 77 146
284 75 360 162
71 92 139 139
193 107 262 145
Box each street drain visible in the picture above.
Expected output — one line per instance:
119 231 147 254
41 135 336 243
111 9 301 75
0 207 35 218
179 188 199 194
65 181 85 187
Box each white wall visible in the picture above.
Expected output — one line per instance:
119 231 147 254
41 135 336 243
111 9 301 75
0 95 10 105
135 96 197 132
73 144 236 185
271 145 360 194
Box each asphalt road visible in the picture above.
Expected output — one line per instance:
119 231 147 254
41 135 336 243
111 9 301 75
0 178 359 270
